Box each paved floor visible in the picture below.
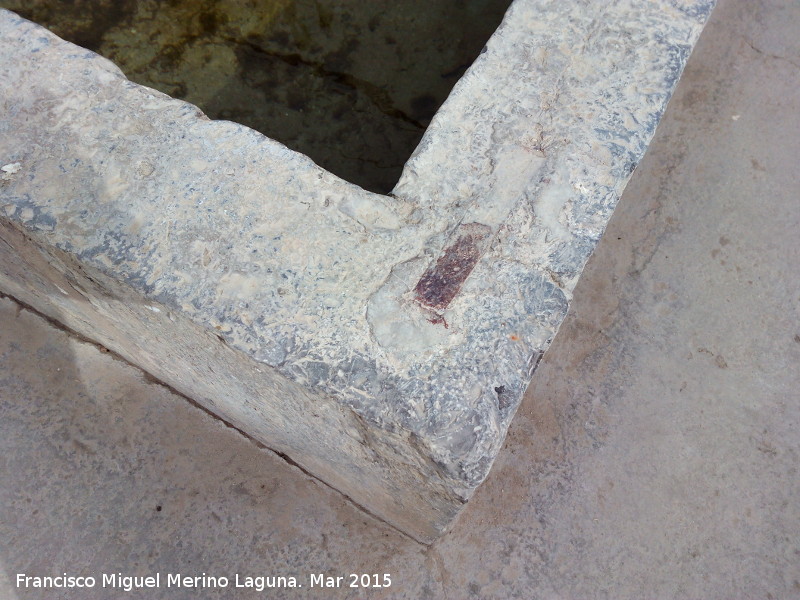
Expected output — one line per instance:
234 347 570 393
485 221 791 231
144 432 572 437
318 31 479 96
1 0 798 598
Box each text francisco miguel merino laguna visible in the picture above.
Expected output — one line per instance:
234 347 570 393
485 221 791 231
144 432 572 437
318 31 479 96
16 572 393 592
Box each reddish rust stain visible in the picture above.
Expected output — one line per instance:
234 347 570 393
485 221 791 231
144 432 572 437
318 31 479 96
414 222 491 311
426 313 449 328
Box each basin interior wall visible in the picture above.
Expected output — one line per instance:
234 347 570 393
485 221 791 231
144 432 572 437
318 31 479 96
0 1 716 542
0 0 513 195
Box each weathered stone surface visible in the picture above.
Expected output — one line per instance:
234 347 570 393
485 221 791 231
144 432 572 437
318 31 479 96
0 0 714 542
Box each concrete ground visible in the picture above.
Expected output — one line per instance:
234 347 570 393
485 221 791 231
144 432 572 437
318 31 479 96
1 0 798 597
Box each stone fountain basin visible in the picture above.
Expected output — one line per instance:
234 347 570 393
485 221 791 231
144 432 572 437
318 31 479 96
0 1 715 542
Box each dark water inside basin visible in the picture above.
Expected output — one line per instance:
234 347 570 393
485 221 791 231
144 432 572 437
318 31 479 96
2 0 512 194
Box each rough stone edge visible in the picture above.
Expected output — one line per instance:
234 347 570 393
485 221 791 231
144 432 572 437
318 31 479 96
0 219 461 543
